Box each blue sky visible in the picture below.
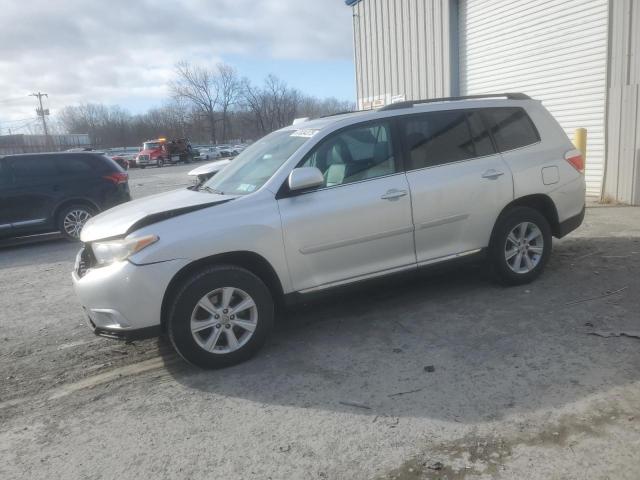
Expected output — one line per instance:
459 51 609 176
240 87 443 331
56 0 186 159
228 57 356 102
0 0 355 128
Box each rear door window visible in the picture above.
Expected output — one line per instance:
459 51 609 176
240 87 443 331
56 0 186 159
482 107 540 152
466 110 495 157
401 110 476 170
7 155 59 182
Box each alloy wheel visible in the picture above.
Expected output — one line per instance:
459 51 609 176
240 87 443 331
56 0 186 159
63 209 92 239
504 221 544 274
190 287 258 354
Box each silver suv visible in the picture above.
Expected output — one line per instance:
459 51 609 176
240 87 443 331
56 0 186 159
72 93 586 368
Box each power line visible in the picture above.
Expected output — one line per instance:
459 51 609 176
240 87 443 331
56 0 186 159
1 116 40 124
0 119 41 135
0 96 30 105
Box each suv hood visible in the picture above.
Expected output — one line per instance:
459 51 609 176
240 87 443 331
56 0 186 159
188 159 231 176
81 188 236 242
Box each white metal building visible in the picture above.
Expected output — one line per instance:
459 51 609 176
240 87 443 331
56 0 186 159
346 0 640 204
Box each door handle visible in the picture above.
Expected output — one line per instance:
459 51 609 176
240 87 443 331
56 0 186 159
481 169 504 179
381 189 408 200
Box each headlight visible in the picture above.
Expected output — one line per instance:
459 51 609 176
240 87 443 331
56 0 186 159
92 234 159 266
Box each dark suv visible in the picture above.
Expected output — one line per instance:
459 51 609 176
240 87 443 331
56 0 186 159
0 152 131 240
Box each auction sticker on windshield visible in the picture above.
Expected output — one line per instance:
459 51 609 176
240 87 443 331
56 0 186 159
290 129 319 138
237 184 256 192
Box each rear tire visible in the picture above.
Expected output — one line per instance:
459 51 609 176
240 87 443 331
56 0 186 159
57 204 96 241
168 265 274 369
489 206 552 286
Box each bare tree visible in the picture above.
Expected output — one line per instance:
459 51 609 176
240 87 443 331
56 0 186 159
241 77 268 135
170 61 219 143
55 68 355 148
216 64 242 142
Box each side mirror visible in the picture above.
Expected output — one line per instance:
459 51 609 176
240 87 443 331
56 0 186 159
288 167 324 191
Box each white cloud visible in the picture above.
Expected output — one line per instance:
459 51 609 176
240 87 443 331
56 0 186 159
0 0 353 126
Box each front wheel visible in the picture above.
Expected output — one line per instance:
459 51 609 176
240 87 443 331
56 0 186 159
489 206 552 286
157 158 164 168
168 265 274 369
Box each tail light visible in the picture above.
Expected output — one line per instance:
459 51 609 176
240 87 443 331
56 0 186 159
564 149 584 173
103 172 129 184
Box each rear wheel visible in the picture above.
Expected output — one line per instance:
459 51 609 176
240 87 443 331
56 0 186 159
58 204 96 241
489 206 552 285
168 265 274 369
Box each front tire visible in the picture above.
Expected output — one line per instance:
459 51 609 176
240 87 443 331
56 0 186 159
168 265 274 369
58 204 96 241
157 158 164 168
489 206 552 286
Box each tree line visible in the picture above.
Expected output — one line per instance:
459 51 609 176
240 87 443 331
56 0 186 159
57 62 353 148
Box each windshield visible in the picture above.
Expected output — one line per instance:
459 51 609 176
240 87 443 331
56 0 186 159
201 130 309 195
143 142 161 150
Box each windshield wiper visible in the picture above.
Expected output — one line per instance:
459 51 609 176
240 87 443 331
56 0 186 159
200 185 224 195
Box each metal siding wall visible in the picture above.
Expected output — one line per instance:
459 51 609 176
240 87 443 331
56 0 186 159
351 0 453 109
459 0 609 196
604 0 640 205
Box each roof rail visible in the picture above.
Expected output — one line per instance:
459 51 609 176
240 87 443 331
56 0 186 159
377 93 531 111
319 110 357 118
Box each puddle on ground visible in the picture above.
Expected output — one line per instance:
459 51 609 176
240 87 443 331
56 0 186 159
379 406 632 479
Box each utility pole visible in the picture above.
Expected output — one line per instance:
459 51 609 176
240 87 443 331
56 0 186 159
29 92 50 146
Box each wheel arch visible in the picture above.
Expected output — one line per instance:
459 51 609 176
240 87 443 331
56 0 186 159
160 251 285 332
491 194 561 242
53 198 100 224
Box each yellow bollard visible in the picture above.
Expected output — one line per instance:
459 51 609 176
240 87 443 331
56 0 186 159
573 128 587 160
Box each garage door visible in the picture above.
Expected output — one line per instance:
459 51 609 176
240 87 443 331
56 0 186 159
459 0 609 196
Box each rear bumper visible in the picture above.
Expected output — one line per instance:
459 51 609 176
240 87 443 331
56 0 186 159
557 205 585 238
102 186 131 210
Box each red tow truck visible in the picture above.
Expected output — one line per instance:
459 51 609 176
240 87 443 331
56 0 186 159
135 138 194 168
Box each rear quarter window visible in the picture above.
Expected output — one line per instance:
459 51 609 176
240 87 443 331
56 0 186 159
55 154 95 174
93 154 124 172
482 107 540 152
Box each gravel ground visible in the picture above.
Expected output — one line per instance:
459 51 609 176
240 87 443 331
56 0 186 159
1 166 639 479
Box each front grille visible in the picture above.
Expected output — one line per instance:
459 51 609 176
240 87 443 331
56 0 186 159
76 246 96 277
138 154 150 162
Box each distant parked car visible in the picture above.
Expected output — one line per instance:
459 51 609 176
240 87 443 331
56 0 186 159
0 152 131 240
187 158 232 188
108 154 130 170
198 146 223 161
103 148 140 169
217 145 238 157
